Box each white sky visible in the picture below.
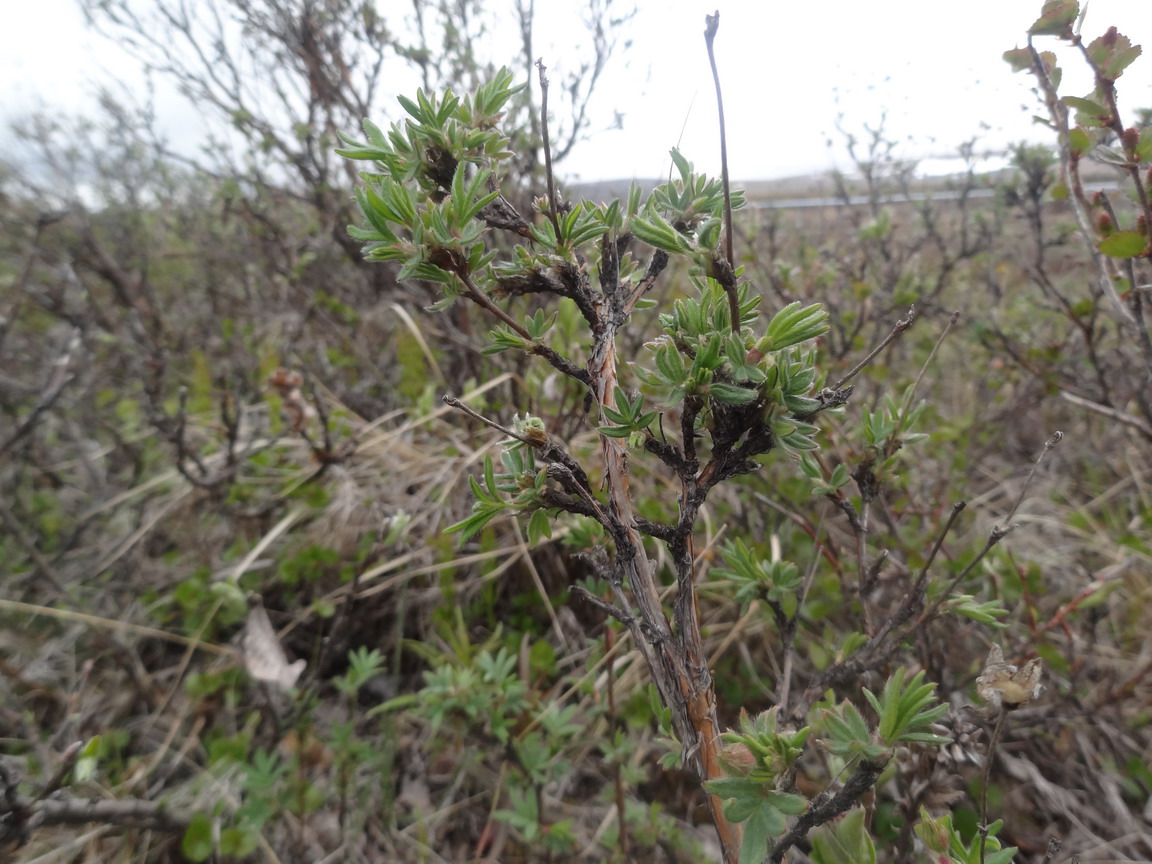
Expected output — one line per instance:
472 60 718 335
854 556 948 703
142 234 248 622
4 0 1152 183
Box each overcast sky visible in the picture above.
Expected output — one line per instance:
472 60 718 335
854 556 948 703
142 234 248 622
4 0 1152 183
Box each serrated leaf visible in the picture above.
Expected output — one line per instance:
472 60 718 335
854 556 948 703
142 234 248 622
1087 29 1142 79
1099 230 1148 258
1028 0 1079 37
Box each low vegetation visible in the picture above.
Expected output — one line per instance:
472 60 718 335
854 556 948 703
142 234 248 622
1 1 1149 862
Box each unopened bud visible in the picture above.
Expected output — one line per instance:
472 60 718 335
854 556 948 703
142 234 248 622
718 742 756 775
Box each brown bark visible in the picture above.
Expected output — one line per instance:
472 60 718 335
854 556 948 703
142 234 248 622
588 304 743 863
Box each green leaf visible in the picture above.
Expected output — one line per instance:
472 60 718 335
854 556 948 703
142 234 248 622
705 777 765 799
74 736 102 783
762 302 830 351
810 807 876 864
483 455 498 495
1061 95 1108 117
866 668 949 747
1099 231 1149 258
1067 127 1093 154
1003 46 1034 73
630 213 692 254
768 791 808 815
739 806 776 864
710 383 759 405
219 827 258 856
182 813 214 862
654 342 687 384
1138 127 1152 163
986 847 1020 864
444 504 504 541
527 509 553 545
1028 0 1079 36
945 594 1009 625
1087 29 1142 80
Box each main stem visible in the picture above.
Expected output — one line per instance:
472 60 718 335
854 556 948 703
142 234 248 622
532 61 740 861
588 309 742 862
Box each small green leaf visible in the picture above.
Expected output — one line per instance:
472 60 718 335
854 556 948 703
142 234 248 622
182 813 215 862
219 827 258 856
705 776 765 799
630 213 692 254
1067 127 1093 154
768 791 808 815
527 509 553 545
444 505 504 541
1003 46 1034 73
710 383 759 405
762 302 830 351
1137 127 1152 163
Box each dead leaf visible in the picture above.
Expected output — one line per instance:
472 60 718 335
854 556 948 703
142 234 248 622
242 600 306 691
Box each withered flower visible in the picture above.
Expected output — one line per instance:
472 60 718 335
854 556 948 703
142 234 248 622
976 644 1043 710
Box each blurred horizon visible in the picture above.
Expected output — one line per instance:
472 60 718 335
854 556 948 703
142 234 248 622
4 0 1152 187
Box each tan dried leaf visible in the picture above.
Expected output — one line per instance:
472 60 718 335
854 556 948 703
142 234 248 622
976 644 1042 709
243 601 306 691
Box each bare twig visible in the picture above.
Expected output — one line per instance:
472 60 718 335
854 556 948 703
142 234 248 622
1060 391 1152 439
769 756 891 862
535 59 562 243
0 330 80 455
703 11 739 333
6 794 191 835
1002 430 1063 526
979 708 1008 864
831 306 916 392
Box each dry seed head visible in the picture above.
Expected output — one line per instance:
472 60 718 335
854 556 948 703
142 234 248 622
976 644 1043 710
